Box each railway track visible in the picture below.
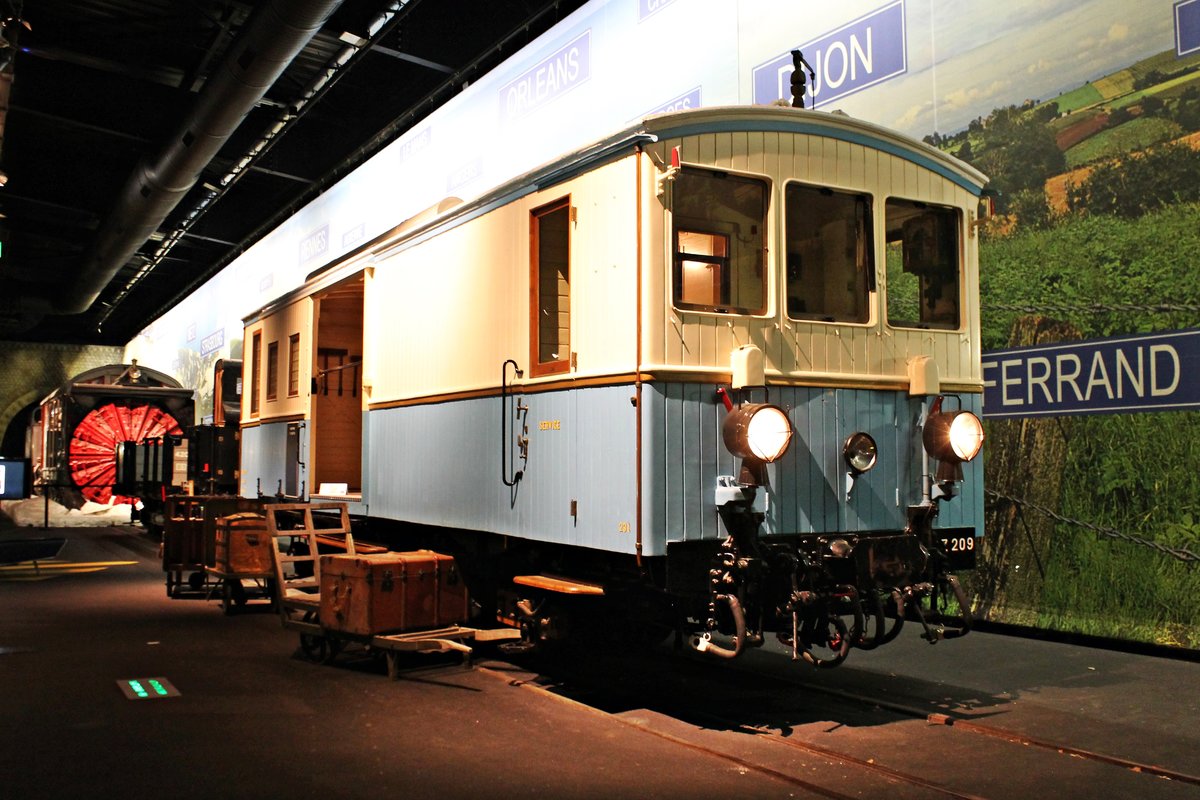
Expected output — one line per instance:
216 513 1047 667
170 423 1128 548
473 642 1199 799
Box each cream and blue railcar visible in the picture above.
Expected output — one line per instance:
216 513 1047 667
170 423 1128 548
241 105 988 665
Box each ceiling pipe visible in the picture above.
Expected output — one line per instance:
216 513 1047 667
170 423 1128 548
95 1 414 331
144 0 579 332
39 0 344 317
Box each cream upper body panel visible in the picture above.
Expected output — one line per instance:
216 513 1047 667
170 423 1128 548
639 106 986 391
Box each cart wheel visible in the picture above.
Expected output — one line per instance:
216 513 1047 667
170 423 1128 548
299 632 327 662
165 573 175 598
299 632 341 664
221 581 236 615
230 580 248 607
187 571 206 591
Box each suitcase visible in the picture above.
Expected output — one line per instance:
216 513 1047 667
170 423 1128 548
319 550 469 635
213 512 273 575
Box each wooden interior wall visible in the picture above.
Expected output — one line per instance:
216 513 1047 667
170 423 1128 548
314 292 363 491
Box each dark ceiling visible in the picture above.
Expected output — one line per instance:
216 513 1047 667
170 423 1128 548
0 0 588 346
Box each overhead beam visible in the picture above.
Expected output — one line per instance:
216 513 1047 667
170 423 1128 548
21 45 186 89
369 44 453 73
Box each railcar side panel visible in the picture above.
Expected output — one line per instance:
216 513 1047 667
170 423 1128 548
240 420 307 499
364 384 637 553
242 297 313 423
363 157 640 407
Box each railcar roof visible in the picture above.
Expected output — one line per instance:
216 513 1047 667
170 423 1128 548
246 105 988 324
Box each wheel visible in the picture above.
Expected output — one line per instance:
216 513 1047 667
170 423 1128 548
800 613 851 669
221 580 236 615
299 632 329 662
187 571 206 591
230 580 248 606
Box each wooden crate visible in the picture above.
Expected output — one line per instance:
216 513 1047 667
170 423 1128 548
214 512 273 575
319 551 469 636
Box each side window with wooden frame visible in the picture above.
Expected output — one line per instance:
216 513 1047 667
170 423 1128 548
266 340 279 401
250 330 262 417
287 333 300 397
530 197 572 377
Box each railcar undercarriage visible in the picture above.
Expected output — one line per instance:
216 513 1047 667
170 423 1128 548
681 498 974 669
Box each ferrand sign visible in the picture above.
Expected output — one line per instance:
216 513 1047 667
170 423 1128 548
981 329 1200 419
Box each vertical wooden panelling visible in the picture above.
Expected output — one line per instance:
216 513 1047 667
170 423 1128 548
656 126 980 387
366 386 639 554
651 382 983 545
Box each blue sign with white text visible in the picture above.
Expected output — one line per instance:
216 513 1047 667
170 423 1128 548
752 1 907 108
200 328 225 358
638 0 677 22
982 329 1200 418
1177 0 1200 56
499 31 592 122
646 87 702 117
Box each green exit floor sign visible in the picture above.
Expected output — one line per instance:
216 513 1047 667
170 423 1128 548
117 677 181 700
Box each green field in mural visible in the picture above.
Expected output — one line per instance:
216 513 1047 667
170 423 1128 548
944 47 1200 649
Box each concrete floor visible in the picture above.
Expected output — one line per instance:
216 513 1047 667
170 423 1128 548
2 520 1198 799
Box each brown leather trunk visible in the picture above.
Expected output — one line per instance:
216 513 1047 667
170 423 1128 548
213 512 272 575
319 551 469 635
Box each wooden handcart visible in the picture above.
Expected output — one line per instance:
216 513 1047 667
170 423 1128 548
264 501 520 677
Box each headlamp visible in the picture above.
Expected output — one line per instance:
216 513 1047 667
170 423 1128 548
923 403 984 465
722 403 793 463
843 432 878 474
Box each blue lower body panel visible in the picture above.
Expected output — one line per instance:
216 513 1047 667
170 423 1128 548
365 384 640 554
359 382 983 559
642 383 984 548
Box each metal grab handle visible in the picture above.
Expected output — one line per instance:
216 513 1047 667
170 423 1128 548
501 360 524 487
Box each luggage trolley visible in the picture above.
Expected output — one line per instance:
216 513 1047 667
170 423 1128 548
205 511 275 613
161 495 267 601
264 502 518 677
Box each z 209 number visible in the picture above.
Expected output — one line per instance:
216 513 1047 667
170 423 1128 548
941 537 975 553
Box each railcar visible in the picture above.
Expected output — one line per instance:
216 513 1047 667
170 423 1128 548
29 361 194 527
240 105 989 666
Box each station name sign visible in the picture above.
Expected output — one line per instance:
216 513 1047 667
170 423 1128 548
751 0 907 108
982 329 1200 418
1178 0 1200 57
500 30 591 121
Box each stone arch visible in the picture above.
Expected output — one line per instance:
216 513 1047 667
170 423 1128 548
0 388 49 456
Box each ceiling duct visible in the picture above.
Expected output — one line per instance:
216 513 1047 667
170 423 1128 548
36 0 344 318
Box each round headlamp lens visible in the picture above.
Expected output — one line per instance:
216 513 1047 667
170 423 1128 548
723 403 793 463
745 405 793 462
948 411 984 462
843 432 878 473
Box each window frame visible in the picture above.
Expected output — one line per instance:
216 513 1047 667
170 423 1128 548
250 330 261 417
669 165 771 317
266 340 279 402
782 180 876 326
287 333 300 398
882 196 965 332
528 195 573 378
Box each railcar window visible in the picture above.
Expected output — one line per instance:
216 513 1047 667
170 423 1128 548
885 199 962 329
266 341 278 401
530 197 571 377
287 333 300 397
672 168 767 314
784 183 873 323
250 331 261 417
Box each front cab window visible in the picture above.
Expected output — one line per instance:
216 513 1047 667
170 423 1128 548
672 168 768 315
885 198 962 330
785 182 873 323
